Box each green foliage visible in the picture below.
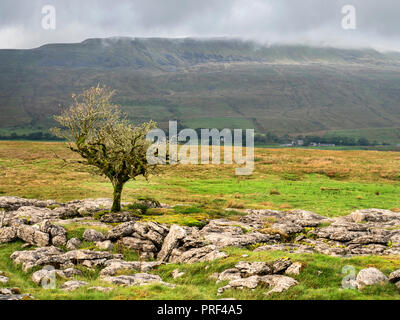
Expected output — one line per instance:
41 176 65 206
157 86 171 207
173 205 203 214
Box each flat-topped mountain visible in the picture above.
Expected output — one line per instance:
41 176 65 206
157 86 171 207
1 37 400 139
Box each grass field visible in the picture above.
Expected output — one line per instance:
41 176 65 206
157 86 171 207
0 141 400 300
2 141 400 217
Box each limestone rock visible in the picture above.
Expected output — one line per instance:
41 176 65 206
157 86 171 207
83 229 105 242
66 198 114 215
13 206 60 224
356 268 388 290
38 220 67 246
169 245 228 264
61 280 88 291
100 259 162 276
199 219 280 248
107 222 135 240
218 275 260 293
31 268 56 286
96 240 114 251
0 227 17 243
259 275 298 295
285 262 304 276
271 259 292 274
100 212 137 223
235 261 272 276
217 269 242 283
254 243 315 254
101 273 175 287
388 269 400 284
16 224 49 247
121 237 157 252
10 246 64 271
157 224 186 262
66 238 82 251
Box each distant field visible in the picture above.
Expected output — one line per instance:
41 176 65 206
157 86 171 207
2 141 400 218
324 127 400 145
181 117 255 130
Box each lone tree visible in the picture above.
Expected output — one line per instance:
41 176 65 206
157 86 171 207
51 85 157 212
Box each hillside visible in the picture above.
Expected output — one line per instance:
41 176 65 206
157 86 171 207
2 37 400 140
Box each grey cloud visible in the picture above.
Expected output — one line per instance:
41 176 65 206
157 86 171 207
0 0 400 50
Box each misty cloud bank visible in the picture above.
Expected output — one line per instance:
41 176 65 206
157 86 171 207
0 0 400 51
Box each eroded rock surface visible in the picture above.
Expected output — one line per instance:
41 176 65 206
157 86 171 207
101 273 175 288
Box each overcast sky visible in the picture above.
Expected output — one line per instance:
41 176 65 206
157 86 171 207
1 0 400 51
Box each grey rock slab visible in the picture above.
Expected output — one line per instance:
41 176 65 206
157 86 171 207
157 224 187 262
100 259 162 276
101 273 175 288
259 275 298 295
0 227 17 243
61 280 88 291
66 238 82 251
83 229 105 242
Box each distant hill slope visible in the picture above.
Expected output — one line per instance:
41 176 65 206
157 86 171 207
1 37 400 139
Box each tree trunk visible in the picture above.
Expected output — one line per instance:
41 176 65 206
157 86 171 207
111 181 124 213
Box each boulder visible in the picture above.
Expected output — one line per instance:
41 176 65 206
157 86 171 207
259 275 299 295
356 268 388 290
157 225 187 262
120 237 157 252
61 280 88 291
169 245 228 264
100 259 162 276
96 240 114 251
271 259 292 274
217 269 242 283
199 219 280 248
66 198 114 215
16 224 49 247
12 206 60 224
66 238 82 251
100 212 137 223
10 246 64 271
388 269 400 284
11 247 115 271
107 222 135 240
83 229 105 242
38 220 67 246
31 268 56 286
101 273 175 288
0 227 17 243
285 262 304 276
218 276 260 293
235 261 272 276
